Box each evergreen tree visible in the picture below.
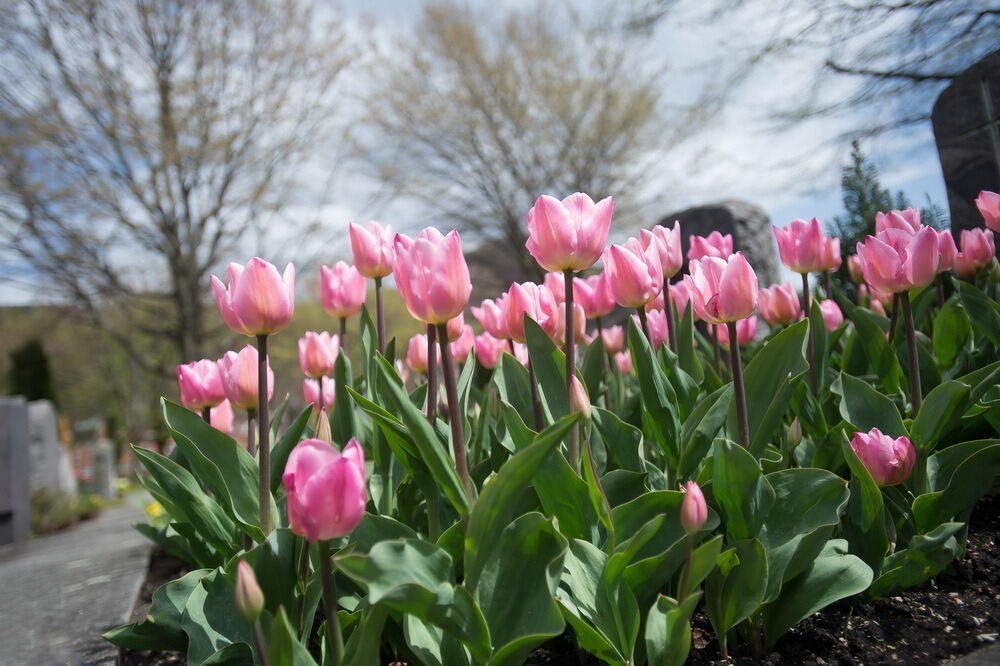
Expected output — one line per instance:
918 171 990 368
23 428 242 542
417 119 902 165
8 339 56 403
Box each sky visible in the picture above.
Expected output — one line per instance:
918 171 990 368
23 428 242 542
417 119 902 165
0 0 952 305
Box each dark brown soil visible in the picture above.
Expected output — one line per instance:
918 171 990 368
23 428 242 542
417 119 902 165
120 494 1000 665
119 548 189 665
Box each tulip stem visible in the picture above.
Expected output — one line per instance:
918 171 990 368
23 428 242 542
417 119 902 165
823 271 833 299
318 381 324 413
664 279 677 353
564 269 579 469
900 292 922 415
635 306 650 340
678 538 694 603
256 334 272 535
711 327 721 376
247 408 257 457
426 324 438 426
888 294 900 344
295 542 311 635
318 540 344 666
728 321 751 450
802 273 816 394
201 407 211 424
339 316 347 345
252 619 271 666
528 359 544 430
374 277 385 354
596 318 610 410
437 323 474 501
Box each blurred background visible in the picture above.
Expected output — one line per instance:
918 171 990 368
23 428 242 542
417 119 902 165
0 0 997 454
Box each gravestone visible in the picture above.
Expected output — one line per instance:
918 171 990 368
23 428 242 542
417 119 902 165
0 397 31 544
655 199 780 285
27 400 77 499
932 49 1000 234
92 439 115 500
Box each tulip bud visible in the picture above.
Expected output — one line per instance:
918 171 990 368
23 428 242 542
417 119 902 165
568 375 591 421
298 331 339 378
849 428 916 487
406 334 433 374
349 221 395 279
787 417 803 451
210 399 235 435
449 324 475 364
680 481 707 533
234 560 264 622
847 255 864 284
758 283 801 326
600 325 625 354
614 350 633 374
473 333 507 369
525 193 613 272
975 190 1000 232
818 299 844 332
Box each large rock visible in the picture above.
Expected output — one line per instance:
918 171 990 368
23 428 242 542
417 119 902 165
0 397 31 544
655 200 780 285
932 49 1000 234
27 400 77 499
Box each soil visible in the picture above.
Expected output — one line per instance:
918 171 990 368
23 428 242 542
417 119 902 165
120 494 1000 665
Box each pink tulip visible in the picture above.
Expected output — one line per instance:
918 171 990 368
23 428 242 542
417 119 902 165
513 342 530 367
855 227 939 293
472 297 509 339
773 218 825 274
568 375 591 421
283 438 367 542
234 560 265 622
504 282 557 343
349 221 395 279
177 359 226 410
212 258 295 337
614 350 633 374
819 236 842 272
975 190 1000 232
573 273 616 319
936 230 958 274
210 399 234 435
395 360 410 385
449 324 475 364
957 228 995 272
869 294 887 316
714 316 757 348
669 280 698 320
406 334 432 374
850 428 916 487
544 272 568 304
393 228 472 325
847 255 864 284
446 312 466 342
298 331 339 378
320 262 367 319
875 208 922 234
525 193 614 272
303 377 335 410
599 325 625 354
683 253 758 324
757 283 801 326
645 222 684 278
687 231 733 262
818 299 843 331
218 346 274 410
603 237 663 308
644 309 670 349
474 333 507 369
551 301 586 347
680 481 708 533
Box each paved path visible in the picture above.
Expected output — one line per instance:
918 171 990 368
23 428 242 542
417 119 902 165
0 494 152 665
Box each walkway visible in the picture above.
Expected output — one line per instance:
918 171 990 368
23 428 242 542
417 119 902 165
0 494 151 665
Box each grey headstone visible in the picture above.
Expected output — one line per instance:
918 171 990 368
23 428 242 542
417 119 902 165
932 49 1000 234
655 199 781 285
92 439 116 500
0 397 31 544
27 400 77 499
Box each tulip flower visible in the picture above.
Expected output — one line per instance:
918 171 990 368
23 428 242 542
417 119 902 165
544 272 567 305
177 359 226 413
855 227 939 294
758 283 801 326
472 297 509 339
446 312 467 342
773 218 826 274
406 334 433 374
614 350 633 374
393 228 472 325
474 333 507 369
599 325 625 354
551 301 586 348
449 324 475 364
669 280 698 320
284 437 366 541
646 221 684 278
573 273 617 320
604 237 663 309
957 228 996 273
680 481 708 533
869 291 887 316
849 428 916 487
683 253 758 325
298 331 339 378
218 346 274 411
714 316 757 348
875 208 922 234
976 190 1000 232
643 309 670 350
349 220 395 280
936 230 958 274
525 193 613 272
513 342 530 367
320 262 367 337
819 236 842 272
847 255 864 284
211 258 295 337
818 299 843 331
504 281 557 343
567 375 591 421
687 231 733 262
210 399 234 435
303 377 335 411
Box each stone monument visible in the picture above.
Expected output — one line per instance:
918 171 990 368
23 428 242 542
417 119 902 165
932 49 1000 234
27 400 78 499
0 397 31 544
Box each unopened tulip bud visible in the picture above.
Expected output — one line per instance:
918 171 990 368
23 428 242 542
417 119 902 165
568 375 591 421
975 190 1000 232
680 481 707 533
850 428 916 487
787 417 803 451
818 299 844 332
235 560 264 622
847 255 864 284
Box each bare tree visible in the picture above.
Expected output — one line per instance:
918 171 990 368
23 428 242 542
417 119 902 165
0 0 356 372
357 1 681 277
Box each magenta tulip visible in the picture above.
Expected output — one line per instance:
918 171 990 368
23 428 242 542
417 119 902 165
683 253 758 324
819 236 842 272
773 218 826 274
643 309 669 350
645 222 684 278
875 208 922 234
855 227 939 293
393 228 472 325
349 221 395 279
177 359 226 410
758 283 801 326
504 281 557 343
218 346 274 410
303 377 335 410
847 255 864 284
687 231 733 262
320 262 367 319
573 273 617 319
472 297 509 339
298 331 339 378
680 481 708 533
525 192 613 272
211 258 295 337
957 228 996 272
936 230 958 274
818 299 843 331
210 400 234 435
850 428 916 487
975 190 1000 232
283 438 367 542
474 333 507 369
603 237 663 308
